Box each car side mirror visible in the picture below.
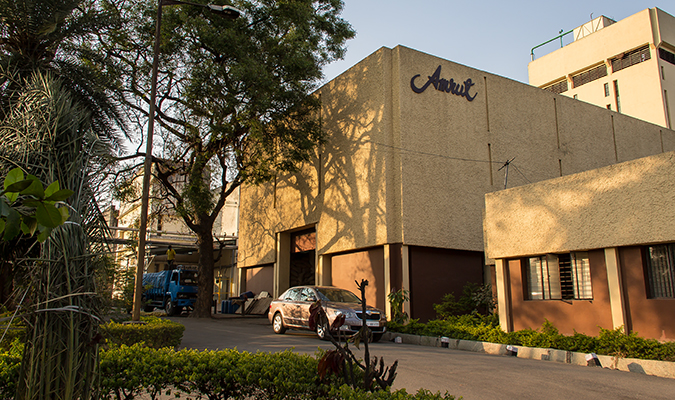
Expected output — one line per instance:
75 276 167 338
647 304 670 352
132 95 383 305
307 296 317 302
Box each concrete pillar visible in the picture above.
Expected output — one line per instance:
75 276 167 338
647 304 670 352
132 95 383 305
275 232 291 298
383 245 392 319
604 247 628 330
317 254 332 286
402 245 411 317
495 259 512 332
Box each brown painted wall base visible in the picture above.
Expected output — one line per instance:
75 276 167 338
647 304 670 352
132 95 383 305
621 247 675 341
331 247 386 310
409 246 484 322
508 250 614 336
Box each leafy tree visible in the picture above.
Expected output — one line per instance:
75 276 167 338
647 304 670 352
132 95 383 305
108 0 354 317
0 0 124 398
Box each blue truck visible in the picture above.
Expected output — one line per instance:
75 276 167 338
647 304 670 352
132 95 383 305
142 267 198 316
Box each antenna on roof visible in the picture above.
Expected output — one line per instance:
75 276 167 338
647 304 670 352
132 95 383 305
498 158 516 189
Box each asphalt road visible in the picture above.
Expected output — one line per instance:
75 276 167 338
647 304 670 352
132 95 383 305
170 315 675 400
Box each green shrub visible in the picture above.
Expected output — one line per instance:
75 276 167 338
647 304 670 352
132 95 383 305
98 344 452 399
388 317 675 362
433 283 495 318
100 316 185 349
0 338 23 400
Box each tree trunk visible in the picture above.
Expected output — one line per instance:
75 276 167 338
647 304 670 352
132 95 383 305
192 227 216 318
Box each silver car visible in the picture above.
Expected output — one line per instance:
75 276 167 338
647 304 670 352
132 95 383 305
268 286 387 341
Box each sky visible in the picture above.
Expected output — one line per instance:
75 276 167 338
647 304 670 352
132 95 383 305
320 0 666 85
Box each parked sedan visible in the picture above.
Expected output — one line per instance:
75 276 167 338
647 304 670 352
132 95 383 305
268 286 387 341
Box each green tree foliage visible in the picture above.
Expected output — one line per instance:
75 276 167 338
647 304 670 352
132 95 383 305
107 0 354 317
0 1 125 398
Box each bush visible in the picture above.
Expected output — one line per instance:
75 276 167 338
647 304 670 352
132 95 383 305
97 344 455 399
0 338 22 400
388 317 675 362
100 316 185 349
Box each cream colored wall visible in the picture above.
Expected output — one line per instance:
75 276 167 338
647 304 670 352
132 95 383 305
529 8 654 87
528 8 675 128
485 151 675 259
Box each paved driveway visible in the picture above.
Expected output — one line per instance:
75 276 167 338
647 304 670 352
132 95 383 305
171 315 675 400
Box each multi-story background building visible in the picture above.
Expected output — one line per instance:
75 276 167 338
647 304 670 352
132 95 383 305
529 7 675 129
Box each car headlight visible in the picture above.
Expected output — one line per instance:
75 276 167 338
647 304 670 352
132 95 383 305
343 310 357 319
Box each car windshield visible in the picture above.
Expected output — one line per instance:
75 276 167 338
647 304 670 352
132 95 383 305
315 288 361 304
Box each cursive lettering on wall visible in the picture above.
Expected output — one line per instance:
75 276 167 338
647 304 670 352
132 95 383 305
410 65 478 102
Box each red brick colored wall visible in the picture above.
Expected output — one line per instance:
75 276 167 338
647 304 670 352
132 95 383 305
508 250 614 336
620 247 675 341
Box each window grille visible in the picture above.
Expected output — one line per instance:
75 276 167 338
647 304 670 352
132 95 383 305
645 244 675 298
543 80 569 94
660 48 675 66
526 253 592 300
611 45 651 73
572 65 607 88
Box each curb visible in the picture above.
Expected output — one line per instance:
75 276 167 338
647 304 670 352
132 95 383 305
382 332 675 380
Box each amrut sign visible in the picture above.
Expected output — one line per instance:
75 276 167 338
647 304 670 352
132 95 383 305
410 65 478 102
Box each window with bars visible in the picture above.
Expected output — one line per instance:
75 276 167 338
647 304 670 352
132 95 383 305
659 48 675 66
645 244 675 298
543 80 569 94
526 252 592 300
611 45 651 73
572 65 607 88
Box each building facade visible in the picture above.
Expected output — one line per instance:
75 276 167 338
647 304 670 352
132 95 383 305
485 151 675 340
238 45 675 322
529 7 675 128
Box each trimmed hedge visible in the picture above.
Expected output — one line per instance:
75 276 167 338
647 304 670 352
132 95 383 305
100 316 185 349
0 342 455 399
98 344 456 399
388 315 675 362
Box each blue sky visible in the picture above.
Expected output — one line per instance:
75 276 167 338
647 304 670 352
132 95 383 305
321 0 666 85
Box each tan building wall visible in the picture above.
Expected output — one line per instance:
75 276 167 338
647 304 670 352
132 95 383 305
485 151 675 259
239 45 675 318
529 8 675 128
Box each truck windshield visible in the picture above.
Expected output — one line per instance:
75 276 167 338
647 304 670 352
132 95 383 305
180 271 198 285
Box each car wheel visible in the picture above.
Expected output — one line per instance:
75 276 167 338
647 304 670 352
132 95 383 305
166 299 180 316
272 312 286 334
316 319 330 341
372 333 383 343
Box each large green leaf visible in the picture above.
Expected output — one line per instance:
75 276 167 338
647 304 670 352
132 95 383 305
44 188 74 202
21 179 45 199
0 197 9 217
58 205 70 224
21 216 38 236
3 168 24 188
0 219 5 236
44 180 60 197
36 203 63 228
4 179 34 194
36 226 52 243
3 208 21 241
